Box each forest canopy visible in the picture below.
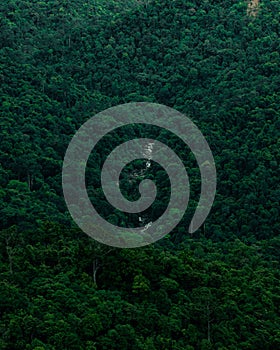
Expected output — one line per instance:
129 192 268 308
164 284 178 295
0 0 279 349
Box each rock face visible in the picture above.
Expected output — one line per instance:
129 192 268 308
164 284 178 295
247 0 260 17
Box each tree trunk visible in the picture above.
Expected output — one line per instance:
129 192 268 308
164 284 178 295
93 258 100 286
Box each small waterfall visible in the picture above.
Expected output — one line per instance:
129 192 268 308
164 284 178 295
136 141 155 232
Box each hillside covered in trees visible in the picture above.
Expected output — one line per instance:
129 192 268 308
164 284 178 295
0 0 279 349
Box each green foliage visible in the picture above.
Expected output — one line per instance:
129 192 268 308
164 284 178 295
0 0 279 349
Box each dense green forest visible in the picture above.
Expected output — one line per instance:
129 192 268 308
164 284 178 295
0 0 279 348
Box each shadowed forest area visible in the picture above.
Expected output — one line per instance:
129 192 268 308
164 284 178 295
0 0 279 349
